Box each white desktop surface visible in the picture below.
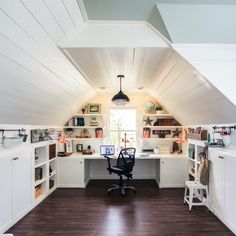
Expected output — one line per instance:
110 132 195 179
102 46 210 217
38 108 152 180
62 152 187 160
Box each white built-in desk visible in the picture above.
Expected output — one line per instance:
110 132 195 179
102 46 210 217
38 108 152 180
57 153 188 189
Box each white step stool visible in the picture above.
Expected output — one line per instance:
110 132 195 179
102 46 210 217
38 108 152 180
184 180 209 211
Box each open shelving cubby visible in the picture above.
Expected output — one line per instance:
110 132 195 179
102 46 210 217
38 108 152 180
187 139 206 181
32 141 57 205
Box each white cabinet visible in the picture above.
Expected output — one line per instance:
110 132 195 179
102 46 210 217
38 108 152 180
57 157 85 188
12 150 32 220
209 148 236 234
0 153 12 232
159 157 187 188
209 149 224 218
0 149 32 233
224 153 236 231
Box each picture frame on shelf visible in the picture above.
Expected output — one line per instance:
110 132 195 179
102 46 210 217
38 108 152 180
90 116 98 126
76 144 83 152
88 103 101 114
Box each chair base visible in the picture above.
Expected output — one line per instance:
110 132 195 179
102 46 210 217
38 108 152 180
108 183 136 196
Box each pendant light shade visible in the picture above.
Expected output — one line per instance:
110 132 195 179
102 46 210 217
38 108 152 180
111 75 130 106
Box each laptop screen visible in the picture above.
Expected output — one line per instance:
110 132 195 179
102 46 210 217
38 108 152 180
100 145 115 156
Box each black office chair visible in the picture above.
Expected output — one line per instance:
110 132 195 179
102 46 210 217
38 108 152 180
104 148 136 196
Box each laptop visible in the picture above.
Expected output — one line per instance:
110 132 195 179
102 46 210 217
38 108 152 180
100 145 115 156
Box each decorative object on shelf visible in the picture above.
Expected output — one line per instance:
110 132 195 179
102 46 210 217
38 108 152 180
88 103 102 114
143 127 151 138
144 100 156 114
90 116 98 126
79 128 91 138
48 128 62 140
76 144 83 152
57 152 72 157
172 128 182 138
65 128 74 138
35 185 42 198
144 100 163 114
77 117 85 126
95 127 103 138
65 140 73 153
152 130 171 138
82 145 94 155
186 127 207 140
144 116 153 126
81 105 87 114
172 141 179 153
49 166 53 175
31 129 49 143
153 118 159 126
111 74 130 106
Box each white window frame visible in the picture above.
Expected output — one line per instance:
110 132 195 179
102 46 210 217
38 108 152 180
108 107 138 150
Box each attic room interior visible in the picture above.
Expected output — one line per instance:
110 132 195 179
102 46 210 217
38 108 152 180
1 0 236 235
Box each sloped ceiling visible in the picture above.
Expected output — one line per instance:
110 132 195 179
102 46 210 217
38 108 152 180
0 0 94 125
1 0 236 126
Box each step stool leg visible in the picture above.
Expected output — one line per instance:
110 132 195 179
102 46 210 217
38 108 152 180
184 185 187 204
189 187 193 212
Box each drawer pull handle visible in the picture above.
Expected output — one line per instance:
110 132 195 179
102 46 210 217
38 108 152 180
12 157 19 160
218 156 224 159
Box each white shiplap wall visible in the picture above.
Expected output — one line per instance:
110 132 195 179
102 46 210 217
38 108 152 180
0 0 94 125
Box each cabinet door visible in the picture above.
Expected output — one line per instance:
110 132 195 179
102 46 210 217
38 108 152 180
12 149 32 220
0 153 12 232
209 149 224 218
57 158 85 188
224 154 236 232
160 158 187 188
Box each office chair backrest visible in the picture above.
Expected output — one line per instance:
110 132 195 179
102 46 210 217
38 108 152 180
117 148 136 173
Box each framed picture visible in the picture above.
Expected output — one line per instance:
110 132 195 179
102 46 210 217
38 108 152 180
76 144 83 152
88 103 101 114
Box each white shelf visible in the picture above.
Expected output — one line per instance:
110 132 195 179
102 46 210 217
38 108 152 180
143 126 182 129
67 137 105 141
35 177 47 186
35 161 47 168
188 158 195 163
142 138 179 141
143 113 173 117
72 113 104 117
64 126 104 129
49 157 56 162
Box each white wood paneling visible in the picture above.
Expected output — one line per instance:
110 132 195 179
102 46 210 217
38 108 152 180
150 51 236 125
42 0 76 36
0 0 94 125
63 47 168 92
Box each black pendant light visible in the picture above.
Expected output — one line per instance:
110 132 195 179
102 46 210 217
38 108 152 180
111 75 130 106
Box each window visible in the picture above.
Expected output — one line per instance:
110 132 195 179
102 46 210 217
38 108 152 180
109 108 137 150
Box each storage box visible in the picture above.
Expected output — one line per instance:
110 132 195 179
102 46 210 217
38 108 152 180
35 185 42 198
35 168 43 181
186 130 207 140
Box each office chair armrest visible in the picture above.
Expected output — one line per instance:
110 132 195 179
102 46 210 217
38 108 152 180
104 155 113 173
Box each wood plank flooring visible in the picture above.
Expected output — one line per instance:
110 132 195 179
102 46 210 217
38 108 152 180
7 180 233 236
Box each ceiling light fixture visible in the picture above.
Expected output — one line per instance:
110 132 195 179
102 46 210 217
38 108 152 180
111 75 130 106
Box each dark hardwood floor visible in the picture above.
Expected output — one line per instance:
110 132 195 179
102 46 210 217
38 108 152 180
7 180 233 236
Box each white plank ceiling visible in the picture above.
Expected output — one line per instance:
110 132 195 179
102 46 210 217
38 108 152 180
0 0 236 126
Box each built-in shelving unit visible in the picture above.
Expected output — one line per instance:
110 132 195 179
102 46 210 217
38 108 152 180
64 113 105 153
32 141 57 205
141 113 183 153
187 139 206 181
